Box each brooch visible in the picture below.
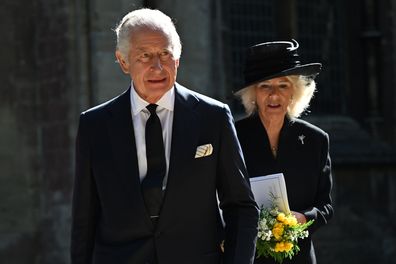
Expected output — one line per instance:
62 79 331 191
298 135 305 145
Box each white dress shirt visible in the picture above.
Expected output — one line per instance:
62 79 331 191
130 82 174 190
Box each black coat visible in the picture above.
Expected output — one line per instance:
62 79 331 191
71 84 259 264
236 114 333 264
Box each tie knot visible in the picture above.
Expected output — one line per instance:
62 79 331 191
146 104 158 115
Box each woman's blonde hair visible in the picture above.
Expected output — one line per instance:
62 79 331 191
235 75 316 119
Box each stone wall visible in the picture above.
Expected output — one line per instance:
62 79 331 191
307 116 396 263
0 0 73 263
314 165 396 263
85 0 141 104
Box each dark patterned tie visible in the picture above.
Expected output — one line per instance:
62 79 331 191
141 104 166 220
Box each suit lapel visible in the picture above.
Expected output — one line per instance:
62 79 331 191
105 89 148 215
160 85 200 216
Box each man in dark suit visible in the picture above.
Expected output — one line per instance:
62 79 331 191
70 8 258 264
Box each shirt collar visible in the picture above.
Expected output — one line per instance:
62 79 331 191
130 81 175 116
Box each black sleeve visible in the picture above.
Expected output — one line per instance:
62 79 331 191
216 105 259 264
70 114 100 264
303 132 334 233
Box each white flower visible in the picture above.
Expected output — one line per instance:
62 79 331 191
270 208 279 216
258 230 272 241
259 218 268 229
263 230 272 241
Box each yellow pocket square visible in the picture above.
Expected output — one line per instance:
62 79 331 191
195 144 213 158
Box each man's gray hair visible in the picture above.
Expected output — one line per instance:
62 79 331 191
114 8 182 60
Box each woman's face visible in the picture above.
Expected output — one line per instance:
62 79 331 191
255 76 294 120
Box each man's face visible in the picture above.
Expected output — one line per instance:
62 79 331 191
116 27 179 103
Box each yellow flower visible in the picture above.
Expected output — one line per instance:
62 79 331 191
284 215 298 227
274 242 294 252
276 213 286 222
277 212 298 226
274 242 282 252
284 242 294 251
274 242 285 252
272 223 284 240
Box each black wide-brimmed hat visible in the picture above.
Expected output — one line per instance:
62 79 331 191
240 40 322 90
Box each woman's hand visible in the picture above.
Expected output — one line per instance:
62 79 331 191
291 211 307 224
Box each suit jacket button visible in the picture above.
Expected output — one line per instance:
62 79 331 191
155 231 161 238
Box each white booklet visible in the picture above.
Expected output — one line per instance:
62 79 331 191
250 173 290 214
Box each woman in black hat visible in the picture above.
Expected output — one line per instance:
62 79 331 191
235 40 333 264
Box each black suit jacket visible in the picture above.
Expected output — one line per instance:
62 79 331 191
235 114 333 264
71 83 259 264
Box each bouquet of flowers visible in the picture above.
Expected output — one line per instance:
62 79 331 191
256 204 314 263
